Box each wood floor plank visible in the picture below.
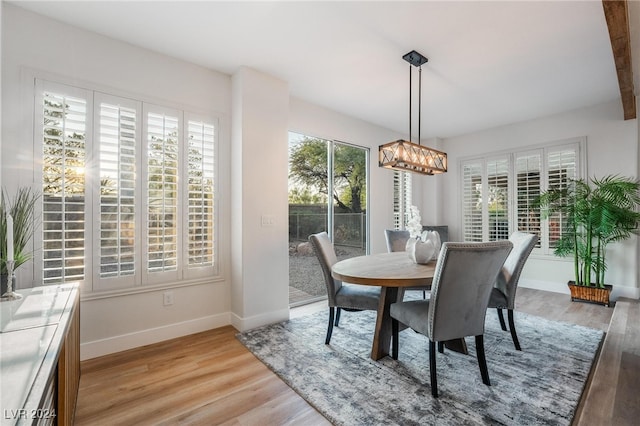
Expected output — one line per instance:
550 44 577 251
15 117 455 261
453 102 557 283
76 289 624 425
574 297 640 426
76 325 329 426
228 390 330 426
161 375 295 425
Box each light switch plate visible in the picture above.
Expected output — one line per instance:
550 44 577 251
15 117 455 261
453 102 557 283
261 215 275 227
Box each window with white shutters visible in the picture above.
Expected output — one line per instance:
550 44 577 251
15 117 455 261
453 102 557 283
515 152 542 248
146 110 180 274
36 79 219 292
487 157 509 241
460 139 584 255
41 87 88 285
461 161 483 242
94 94 141 290
547 147 577 249
393 171 412 230
186 116 216 271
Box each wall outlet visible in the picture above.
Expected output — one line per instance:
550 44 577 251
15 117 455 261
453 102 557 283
163 291 174 306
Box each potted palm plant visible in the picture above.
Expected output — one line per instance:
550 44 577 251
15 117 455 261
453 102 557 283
537 175 640 307
1 187 39 294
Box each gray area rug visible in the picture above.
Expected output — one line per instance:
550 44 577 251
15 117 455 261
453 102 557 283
237 308 604 425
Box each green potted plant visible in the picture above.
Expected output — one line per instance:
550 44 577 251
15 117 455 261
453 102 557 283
537 175 640 306
1 187 39 294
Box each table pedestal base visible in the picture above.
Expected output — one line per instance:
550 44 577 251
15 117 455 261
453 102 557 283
371 287 398 360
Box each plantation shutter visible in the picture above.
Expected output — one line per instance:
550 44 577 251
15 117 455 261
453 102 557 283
146 108 181 277
35 79 220 291
41 85 89 285
94 94 141 289
515 152 542 248
546 146 578 250
402 172 412 229
460 139 583 254
393 171 412 230
486 157 510 241
185 116 216 274
461 161 483 242
393 172 401 229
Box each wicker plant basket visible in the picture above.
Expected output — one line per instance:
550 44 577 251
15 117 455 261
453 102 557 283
567 281 612 307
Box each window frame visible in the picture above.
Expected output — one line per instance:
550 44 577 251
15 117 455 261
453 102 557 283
33 78 220 294
459 137 586 256
393 171 412 230
183 111 219 280
92 92 143 291
35 79 95 287
141 103 183 285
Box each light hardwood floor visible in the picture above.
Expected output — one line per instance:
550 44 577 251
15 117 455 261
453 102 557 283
76 288 622 425
574 296 640 426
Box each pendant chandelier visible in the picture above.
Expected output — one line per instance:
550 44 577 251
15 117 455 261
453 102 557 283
378 50 447 175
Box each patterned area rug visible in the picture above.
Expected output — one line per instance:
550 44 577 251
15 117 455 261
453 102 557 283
237 308 604 425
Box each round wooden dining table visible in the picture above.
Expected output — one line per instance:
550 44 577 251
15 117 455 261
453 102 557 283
331 251 436 361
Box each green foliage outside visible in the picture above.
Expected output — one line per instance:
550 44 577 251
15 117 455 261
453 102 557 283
289 138 366 213
288 187 326 204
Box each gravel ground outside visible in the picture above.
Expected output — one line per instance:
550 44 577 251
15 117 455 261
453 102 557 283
289 240 366 300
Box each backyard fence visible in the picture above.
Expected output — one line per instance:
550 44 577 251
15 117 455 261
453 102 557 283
289 210 366 249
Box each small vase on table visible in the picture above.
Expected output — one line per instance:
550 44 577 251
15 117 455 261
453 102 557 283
1 260 22 301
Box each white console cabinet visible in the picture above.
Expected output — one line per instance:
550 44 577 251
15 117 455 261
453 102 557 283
1 284 80 425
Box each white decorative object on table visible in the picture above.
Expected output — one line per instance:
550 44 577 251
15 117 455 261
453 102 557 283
2 214 22 300
6 214 14 262
405 237 435 264
1 260 21 300
404 206 443 264
421 230 442 260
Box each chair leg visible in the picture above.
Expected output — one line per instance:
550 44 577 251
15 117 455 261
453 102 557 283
496 308 507 331
422 290 427 299
334 307 341 326
475 335 491 386
507 309 522 351
391 319 399 360
325 308 335 345
437 342 444 353
429 340 438 397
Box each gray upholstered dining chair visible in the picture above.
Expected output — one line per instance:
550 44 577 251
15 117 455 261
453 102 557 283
309 232 381 345
390 241 513 398
384 229 411 253
488 231 538 351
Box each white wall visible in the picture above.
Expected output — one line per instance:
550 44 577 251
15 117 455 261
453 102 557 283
439 100 639 299
230 67 290 331
1 4 233 359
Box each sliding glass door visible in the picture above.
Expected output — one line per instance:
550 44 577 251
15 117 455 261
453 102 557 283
288 132 369 306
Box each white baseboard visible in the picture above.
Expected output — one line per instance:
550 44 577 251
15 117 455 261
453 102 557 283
613 287 640 300
519 279 640 300
80 312 231 361
519 279 570 295
231 307 290 332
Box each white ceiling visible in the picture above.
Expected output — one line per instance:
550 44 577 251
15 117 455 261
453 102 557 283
12 1 632 139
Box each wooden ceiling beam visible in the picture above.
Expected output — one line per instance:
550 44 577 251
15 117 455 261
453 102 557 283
602 0 636 120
